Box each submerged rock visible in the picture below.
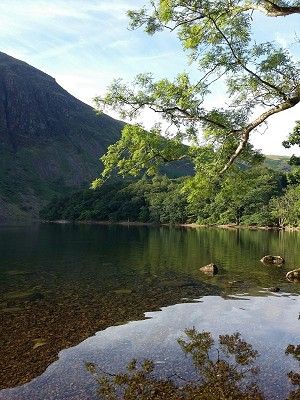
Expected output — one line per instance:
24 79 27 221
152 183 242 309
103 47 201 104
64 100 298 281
159 278 204 288
268 287 280 293
4 289 44 302
286 268 300 282
5 270 33 276
199 263 218 275
28 292 44 302
260 255 285 265
0 306 23 313
32 338 47 350
114 289 133 295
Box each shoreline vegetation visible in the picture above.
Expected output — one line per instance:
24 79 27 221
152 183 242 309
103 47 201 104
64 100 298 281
44 219 300 231
40 164 300 231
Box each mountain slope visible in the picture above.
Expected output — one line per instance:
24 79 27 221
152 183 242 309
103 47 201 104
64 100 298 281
264 155 291 172
0 52 123 222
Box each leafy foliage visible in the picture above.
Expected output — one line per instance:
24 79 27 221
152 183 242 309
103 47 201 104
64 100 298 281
96 0 300 183
93 125 189 185
185 165 284 225
41 164 289 227
40 177 189 224
43 1 300 229
270 185 300 227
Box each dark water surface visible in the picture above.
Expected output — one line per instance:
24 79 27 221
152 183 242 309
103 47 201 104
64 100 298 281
0 224 299 399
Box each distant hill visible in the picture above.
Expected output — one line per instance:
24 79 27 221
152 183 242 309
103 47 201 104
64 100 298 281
0 52 124 222
264 155 291 172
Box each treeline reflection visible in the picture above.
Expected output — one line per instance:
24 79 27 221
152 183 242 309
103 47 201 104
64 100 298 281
87 329 300 400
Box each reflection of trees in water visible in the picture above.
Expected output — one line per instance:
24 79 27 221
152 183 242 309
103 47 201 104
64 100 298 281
87 329 300 400
86 329 267 399
286 345 300 400
114 227 300 293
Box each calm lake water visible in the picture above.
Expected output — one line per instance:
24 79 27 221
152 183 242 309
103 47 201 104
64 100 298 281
0 224 299 399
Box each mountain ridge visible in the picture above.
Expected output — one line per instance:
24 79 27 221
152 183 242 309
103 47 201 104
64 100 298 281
0 51 123 222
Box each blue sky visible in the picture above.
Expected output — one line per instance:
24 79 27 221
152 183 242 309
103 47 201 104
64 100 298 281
0 0 299 156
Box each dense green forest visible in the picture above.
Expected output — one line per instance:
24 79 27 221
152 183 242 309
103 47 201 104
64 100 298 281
41 0 300 229
40 156 300 227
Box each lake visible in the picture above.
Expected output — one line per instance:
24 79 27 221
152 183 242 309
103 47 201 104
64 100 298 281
0 224 299 399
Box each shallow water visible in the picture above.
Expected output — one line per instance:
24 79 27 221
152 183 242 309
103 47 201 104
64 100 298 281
1 295 299 399
0 224 299 398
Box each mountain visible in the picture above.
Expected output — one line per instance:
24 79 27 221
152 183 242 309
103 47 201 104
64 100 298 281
0 52 123 222
0 53 289 223
264 155 291 172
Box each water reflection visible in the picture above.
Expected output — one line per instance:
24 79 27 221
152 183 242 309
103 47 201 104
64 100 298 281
0 224 300 392
87 329 264 400
87 329 300 400
286 345 300 400
1 295 299 400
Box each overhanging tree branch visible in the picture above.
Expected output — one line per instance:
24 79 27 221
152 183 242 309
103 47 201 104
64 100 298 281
221 89 300 173
209 16 288 100
248 1 300 17
97 0 300 181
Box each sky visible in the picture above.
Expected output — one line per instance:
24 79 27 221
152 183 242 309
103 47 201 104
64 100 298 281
0 0 299 156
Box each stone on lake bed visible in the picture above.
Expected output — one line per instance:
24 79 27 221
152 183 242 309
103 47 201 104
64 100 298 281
199 263 218 275
114 289 133 295
227 280 244 287
1 306 23 313
32 338 47 350
159 278 203 288
286 268 300 281
5 270 33 276
267 287 281 293
4 289 44 302
260 255 285 265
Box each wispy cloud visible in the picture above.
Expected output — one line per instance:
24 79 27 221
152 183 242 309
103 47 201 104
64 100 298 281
0 0 299 156
0 0 134 23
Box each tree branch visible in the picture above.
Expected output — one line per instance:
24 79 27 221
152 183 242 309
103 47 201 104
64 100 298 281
160 106 232 131
220 90 300 173
209 16 288 100
250 1 300 17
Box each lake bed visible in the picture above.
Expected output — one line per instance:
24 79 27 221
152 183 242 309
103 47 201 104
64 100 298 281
0 224 299 399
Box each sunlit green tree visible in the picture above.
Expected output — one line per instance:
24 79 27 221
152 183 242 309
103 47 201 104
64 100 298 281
95 0 300 189
270 185 300 227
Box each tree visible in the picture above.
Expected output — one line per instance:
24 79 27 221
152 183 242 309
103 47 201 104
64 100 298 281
94 0 300 188
184 165 283 225
270 185 300 227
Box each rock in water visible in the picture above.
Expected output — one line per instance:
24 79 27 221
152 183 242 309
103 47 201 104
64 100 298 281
267 287 280 292
199 263 218 275
286 268 300 281
260 255 285 265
